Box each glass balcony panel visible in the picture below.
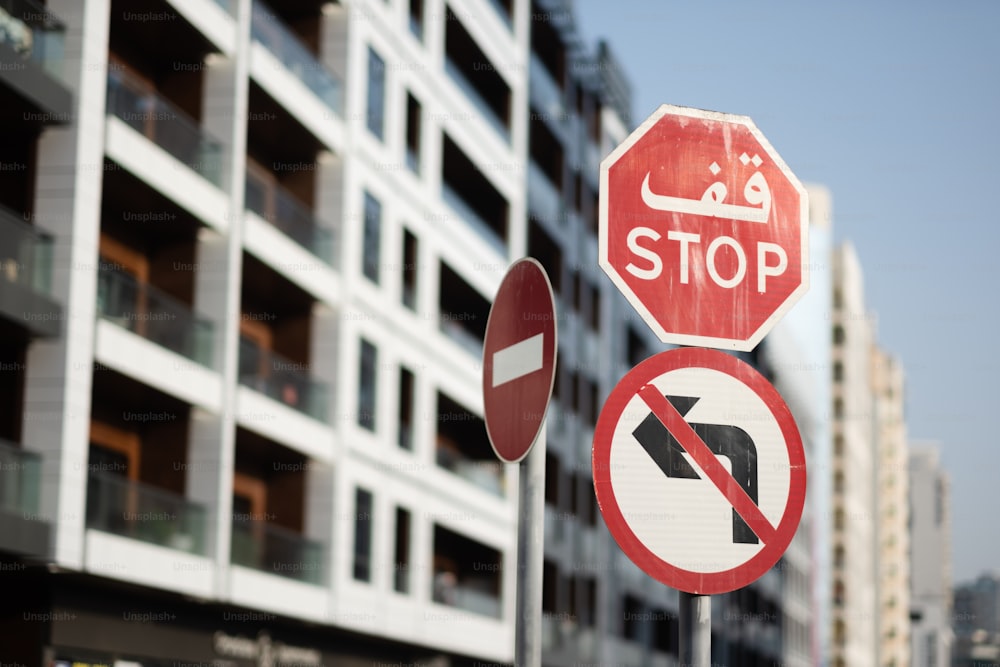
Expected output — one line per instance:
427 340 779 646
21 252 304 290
433 576 502 618
250 0 342 114
0 0 66 81
527 160 564 225
0 439 41 516
435 445 502 496
0 205 54 296
238 336 329 421
244 169 336 264
96 265 215 367
485 0 512 29
85 471 208 555
105 71 223 186
443 57 510 143
439 182 506 256
230 517 325 584
529 53 566 124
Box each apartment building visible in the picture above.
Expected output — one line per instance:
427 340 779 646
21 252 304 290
829 241 879 666
0 0 831 665
872 347 910 667
909 445 953 667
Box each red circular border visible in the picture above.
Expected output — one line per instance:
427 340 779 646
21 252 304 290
592 347 807 594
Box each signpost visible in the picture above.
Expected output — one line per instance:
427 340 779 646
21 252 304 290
596 104 809 665
599 104 809 351
482 258 557 667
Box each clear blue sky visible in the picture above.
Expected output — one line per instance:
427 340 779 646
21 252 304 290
574 0 1000 584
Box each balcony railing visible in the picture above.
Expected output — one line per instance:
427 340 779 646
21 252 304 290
435 444 502 496
244 168 336 265
0 0 65 80
231 517 325 585
96 264 215 368
0 205 54 296
250 0 342 114
105 71 223 186
527 159 565 225
238 336 329 421
0 439 41 516
443 56 510 143
529 52 566 125
433 574 502 618
440 181 506 256
85 471 208 555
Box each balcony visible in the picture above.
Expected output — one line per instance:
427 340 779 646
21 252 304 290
0 0 64 78
105 71 223 186
244 168 335 265
250 0 342 114
231 517 324 585
443 56 509 143
0 439 50 557
85 471 207 555
527 159 565 226
0 0 71 124
436 444 502 496
0 439 40 516
528 52 566 128
440 182 506 256
96 265 214 368
0 206 60 337
238 336 329 422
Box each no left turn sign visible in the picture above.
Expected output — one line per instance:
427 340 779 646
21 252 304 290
592 347 806 594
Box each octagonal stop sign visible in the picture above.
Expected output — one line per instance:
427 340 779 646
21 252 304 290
600 105 809 351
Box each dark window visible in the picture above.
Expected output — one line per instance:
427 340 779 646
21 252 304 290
362 191 381 283
401 228 418 309
398 366 415 450
366 47 386 139
353 487 373 581
358 339 377 430
394 506 411 593
405 93 422 173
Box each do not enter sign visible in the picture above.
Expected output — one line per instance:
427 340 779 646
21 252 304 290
599 105 809 351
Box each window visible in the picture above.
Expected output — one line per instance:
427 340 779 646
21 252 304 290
366 47 386 139
408 0 424 40
358 339 377 430
397 366 414 450
405 92 422 173
401 228 418 309
362 191 381 283
394 506 411 593
353 487 373 581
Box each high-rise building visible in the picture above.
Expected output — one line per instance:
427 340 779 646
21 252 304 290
0 0 830 665
872 347 910 667
953 572 1000 666
909 445 953 667
829 241 879 666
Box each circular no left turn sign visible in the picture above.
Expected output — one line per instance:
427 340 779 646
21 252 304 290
592 347 806 594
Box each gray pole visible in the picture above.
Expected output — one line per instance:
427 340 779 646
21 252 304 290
679 592 711 666
514 431 546 667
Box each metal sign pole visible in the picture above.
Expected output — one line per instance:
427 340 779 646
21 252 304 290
514 431 546 667
679 591 711 666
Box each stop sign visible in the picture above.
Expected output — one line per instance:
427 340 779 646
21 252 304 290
599 105 808 351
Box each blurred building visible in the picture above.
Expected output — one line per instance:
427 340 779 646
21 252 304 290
871 346 911 667
953 572 1000 666
829 241 880 666
909 445 952 667
0 0 831 665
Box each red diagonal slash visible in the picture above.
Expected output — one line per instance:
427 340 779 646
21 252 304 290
638 383 777 545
